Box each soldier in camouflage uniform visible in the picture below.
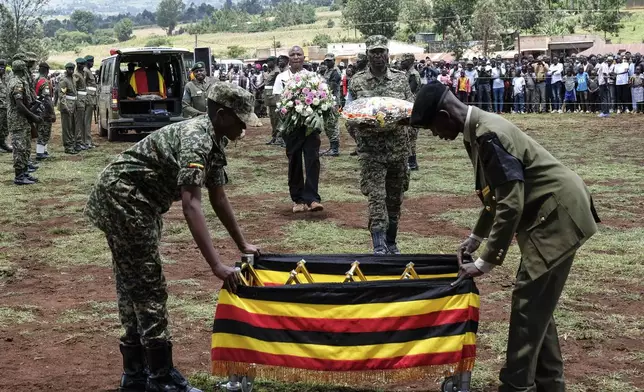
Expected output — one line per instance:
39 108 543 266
400 53 422 171
7 60 43 185
347 53 368 157
0 58 12 153
320 53 341 156
35 62 55 160
182 62 213 118
58 63 78 155
348 35 413 255
73 57 88 151
85 83 259 392
263 56 282 145
84 55 98 149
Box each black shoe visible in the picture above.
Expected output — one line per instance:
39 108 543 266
0 144 12 153
371 230 388 255
386 216 401 255
80 144 88 150
349 150 358 156
74 146 83 152
276 137 285 148
26 174 39 183
408 155 419 171
65 149 78 155
36 153 48 160
328 141 339 157
28 164 38 173
145 342 202 392
14 174 36 185
119 343 148 392
265 137 276 145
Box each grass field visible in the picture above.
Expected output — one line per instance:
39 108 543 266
0 113 643 391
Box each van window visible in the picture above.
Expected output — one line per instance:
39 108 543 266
101 59 113 86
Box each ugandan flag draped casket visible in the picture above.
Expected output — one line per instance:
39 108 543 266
211 254 479 385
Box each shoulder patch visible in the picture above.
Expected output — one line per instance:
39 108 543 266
477 133 524 187
188 163 205 169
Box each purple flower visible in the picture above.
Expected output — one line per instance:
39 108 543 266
280 107 288 115
305 97 313 105
319 91 327 98
302 87 310 94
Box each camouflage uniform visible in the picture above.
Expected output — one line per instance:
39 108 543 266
83 56 98 148
7 61 33 177
263 59 280 140
73 58 87 150
85 83 254 348
57 65 78 153
35 64 55 157
0 60 9 151
348 36 413 247
402 53 422 160
322 53 341 153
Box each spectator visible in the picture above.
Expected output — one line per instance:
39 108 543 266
524 65 536 113
595 56 610 117
464 61 478 105
457 70 470 103
504 67 514 113
576 66 590 113
491 60 505 114
438 67 452 87
451 62 460 94
588 70 600 113
544 57 553 112
512 69 526 114
606 56 617 112
614 55 631 113
478 61 492 112
532 56 548 113
630 65 643 113
550 57 564 113
562 68 577 113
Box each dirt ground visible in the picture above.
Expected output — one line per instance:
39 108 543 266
1 116 643 392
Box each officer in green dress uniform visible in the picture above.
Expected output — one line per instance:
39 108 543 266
410 83 600 392
182 61 213 118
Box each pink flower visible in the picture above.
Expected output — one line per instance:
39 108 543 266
295 100 301 105
305 97 313 105
295 75 301 82
302 87 310 94
320 91 327 98
280 107 288 115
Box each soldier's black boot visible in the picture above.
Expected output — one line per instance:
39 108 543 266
0 143 12 153
265 137 276 145
408 155 418 171
13 173 36 185
371 230 388 255
145 342 202 392
328 141 340 157
119 343 148 392
386 217 401 255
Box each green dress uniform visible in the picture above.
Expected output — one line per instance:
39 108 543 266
182 78 212 118
263 65 280 139
462 106 600 392
57 69 78 153
83 59 98 148
322 59 341 153
73 62 87 150
348 36 413 254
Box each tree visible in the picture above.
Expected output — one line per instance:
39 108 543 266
432 0 476 35
582 0 627 39
156 0 185 36
343 0 400 38
471 0 502 56
43 18 64 37
444 15 471 61
0 0 49 59
227 45 246 58
114 18 134 42
239 0 263 15
312 33 332 47
400 0 431 36
498 0 547 33
70 10 95 34
146 35 171 47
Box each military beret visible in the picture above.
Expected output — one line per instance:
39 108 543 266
85 55 94 61
0 59 6 66
324 53 335 61
11 60 26 72
207 82 255 126
25 51 37 60
192 61 205 71
266 56 276 62
39 62 50 69
365 35 388 51
401 53 416 63
65 62 75 68
13 53 27 61
410 82 449 128
76 57 86 64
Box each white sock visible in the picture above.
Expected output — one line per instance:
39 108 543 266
36 144 45 154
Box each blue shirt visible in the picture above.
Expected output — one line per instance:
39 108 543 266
576 72 589 91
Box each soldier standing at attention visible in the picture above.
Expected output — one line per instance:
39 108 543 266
73 57 88 151
263 56 281 145
400 53 421 171
348 35 413 254
320 53 341 157
0 58 12 153
85 83 258 392
7 60 43 185
58 63 78 155
182 62 212 118
24 52 39 98
84 55 98 149
410 82 600 392
35 62 56 160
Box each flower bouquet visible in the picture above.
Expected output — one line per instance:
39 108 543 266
276 72 338 137
341 97 413 129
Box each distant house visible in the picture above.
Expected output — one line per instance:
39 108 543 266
579 43 644 56
326 41 425 64
516 34 605 58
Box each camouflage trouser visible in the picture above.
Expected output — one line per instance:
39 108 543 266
83 104 94 146
0 109 8 146
11 126 31 177
75 106 85 147
268 105 279 138
408 127 419 156
324 114 340 144
37 122 52 146
105 215 171 347
359 156 410 232
347 124 357 142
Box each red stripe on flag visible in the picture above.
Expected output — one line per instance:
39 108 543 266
211 345 476 371
215 304 479 333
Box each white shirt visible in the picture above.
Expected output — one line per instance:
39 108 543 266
512 76 525 95
596 63 610 85
273 68 313 96
491 67 505 89
550 62 564 83
615 63 630 85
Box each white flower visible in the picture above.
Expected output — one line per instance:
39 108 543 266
321 103 329 111
287 101 294 107
312 98 320 106
295 104 304 113
305 107 313 115
276 102 282 108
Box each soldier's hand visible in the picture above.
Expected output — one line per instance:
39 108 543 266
213 264 242 293
239 242 261 256
456 236 481 267
452 263 484 286
33 116 44 124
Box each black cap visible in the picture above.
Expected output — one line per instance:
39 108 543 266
410 83 449 128
39 61 50 69
278 54 289 60
266 56 276 62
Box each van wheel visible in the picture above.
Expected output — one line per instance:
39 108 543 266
99 112 108 137
107 127 119 142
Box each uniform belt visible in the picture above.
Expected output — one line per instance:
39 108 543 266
86 87 97 92
77 91 87 96
65 95 77 100
264 86 273 90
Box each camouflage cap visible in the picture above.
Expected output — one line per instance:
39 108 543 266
192 61 205 71
39 62 50 69
13 53 27 61
365 35 388 51
324 53 335 61
356 53 367 61
76 57 87 64
207 82 255 125
11 60 26 72
401 53 416 63
25 51 38 62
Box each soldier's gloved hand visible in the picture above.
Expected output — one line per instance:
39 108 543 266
213 264 242 293
456 236 481 267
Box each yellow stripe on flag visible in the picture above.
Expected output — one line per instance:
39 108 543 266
218 291 479 319
256 270 458 284
212 332 477 360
